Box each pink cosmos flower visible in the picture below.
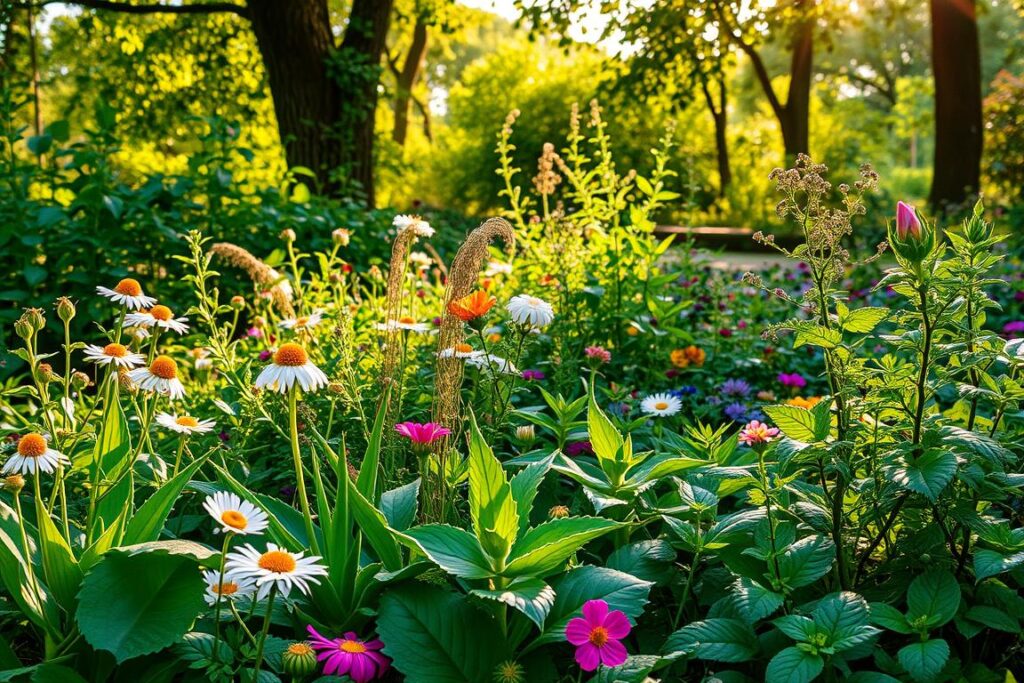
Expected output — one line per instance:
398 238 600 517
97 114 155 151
584 346 611 364
394 421 451 444
565 600 631 671
777 372 807 389
738 420 780 446
306 626 390 683
896 201 922 240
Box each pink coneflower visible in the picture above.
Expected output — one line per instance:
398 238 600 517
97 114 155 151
584 346 611 364
777 372 807 389
738 420 780 446
1003 321 1024 338
394 422 451 445
522 369 545 381
306 626 390 683
565 599 631 671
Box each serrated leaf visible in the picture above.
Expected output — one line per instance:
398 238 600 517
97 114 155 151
842 307 888 334
777 536 835 589
399 524 494 579
470 578 555 630
763 404 820 442
897 639 949 682
505 517 620 577
732 577 784 621
662 618 759 662
765 646 824 683
907 570 960 628
887 450 957 502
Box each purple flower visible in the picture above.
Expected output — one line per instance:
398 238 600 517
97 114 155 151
246 327 262 338
258 350 273 362
1003 321 1024 336
565 440 594 457
724 402 748 422
522 369 545 381
777 372 807 389
720 379 752 398
565 600 631 671
671 385 698 398
306 626 390 683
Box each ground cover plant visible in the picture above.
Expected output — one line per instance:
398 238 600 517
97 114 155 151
0 103 1022 683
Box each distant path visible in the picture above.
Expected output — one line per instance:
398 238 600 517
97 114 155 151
662 248 795 271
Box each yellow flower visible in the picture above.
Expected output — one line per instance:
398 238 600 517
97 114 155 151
786 396 822 409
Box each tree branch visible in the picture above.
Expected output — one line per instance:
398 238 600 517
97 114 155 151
32 0 249 19
712 0 784 120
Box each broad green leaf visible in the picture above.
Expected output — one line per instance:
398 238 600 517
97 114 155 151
841 307 888 334
399 524 494 579
588 380 624 467
346 476 403 571
470 578 555 630
812 592 878 651
763 404 819 443
777 536 835 589
907 570 960 628
897 639 949 683
376 585 506 683
606 540 676 584
508 454 554 537
773 615 817 641
869 602 914 634
663 618 758 662
590 655 662 683
887 449 957 502
793 325 842 350
765 647 824 683
505 517 620 577
973 549 1024 581
76 549 206 662
34 495 81 613
122 456 207 545
356 387 390 502
380 480 420 532
467 410 519 562
732 577 784 621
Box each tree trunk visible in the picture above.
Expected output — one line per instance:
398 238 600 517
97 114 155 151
700 76 731 196
247 0 343 194
393 18 428 147
780 12 813 161
929 0 982 211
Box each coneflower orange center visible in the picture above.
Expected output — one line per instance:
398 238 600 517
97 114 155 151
454 343 473 354
114 278 142 296
339 640 367 654
588 627 609 647
398 315 416 324
150 305 173 321
295 316 309 327
104 343 128 357
215 581 239 596
654 401 669 411
150 356 178 380
17 434 47 458
176 416 199 428
288 643 314 656
220 510 248 529
274 343 308 367
258 550 296 573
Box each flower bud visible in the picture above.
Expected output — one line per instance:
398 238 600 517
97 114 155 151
55 296 76 323
36 363 56 384
3 475 25 494
71 371 91 390
14 317 33 341
493 660 527 683
896 201 922 240
888 201 936 268
963 199 992 244
332 228 351 246
279 228 296 242
281 642 317 678
514 425 535 444
230 295 245 311
548 505 570 519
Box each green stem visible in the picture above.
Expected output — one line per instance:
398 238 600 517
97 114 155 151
210 533 234 666
250 585 278 682
289 386 320 555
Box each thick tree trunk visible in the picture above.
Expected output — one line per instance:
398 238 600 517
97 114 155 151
780 13 813 161
929 0 982 211
247 0 343 194
393 18 428 147
700 77 731 196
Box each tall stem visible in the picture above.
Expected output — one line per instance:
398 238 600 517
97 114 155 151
289 387 319 555
250 585 278 682
210 533 234 666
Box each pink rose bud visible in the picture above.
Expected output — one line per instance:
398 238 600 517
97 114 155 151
896 201 922 240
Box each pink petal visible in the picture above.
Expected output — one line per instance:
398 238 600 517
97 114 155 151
599 639 629 668
349 655 375 683
575 643 601 671
581 600 608 626
565 618 592 645
364 639 385 651
602 610 632 639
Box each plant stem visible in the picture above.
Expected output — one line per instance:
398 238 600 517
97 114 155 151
289 386 319 555
250 585 277 682
210 532 234 666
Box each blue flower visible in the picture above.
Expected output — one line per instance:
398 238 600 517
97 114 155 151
720 379 752 398
724 402 749 422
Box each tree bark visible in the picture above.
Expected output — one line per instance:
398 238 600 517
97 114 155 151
780 12 813 161
929 0 982 211
700 76 731 196
392 18 428 147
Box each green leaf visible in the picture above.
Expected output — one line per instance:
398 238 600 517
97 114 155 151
763 405 819 442
30 663 87 683
777 536 835 589
887 450 957 502
732 577 784 621
841 307 888 334
897 639 949 683
76 549 206 662
662 618 758 663
973 549 1024 581
505 517 621 577
869 603 915 634
467 411 519 562
34 496 82 612
605 540 676 584
813 592 878 650
399 524 494 579
508 454 554 537
765 647 824 683
356 387 389 502
907 570 960 628
534 566 652 648
793 325 842 350
376 585 506 683
122 457 207 545
588 379 624 468
346 475 403 571
470 578 555 630
590 655 662 682
380 480 420 533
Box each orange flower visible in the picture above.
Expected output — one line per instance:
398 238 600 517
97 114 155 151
669 348 690 368
786 396 822 410
447 290 496 322
670 345 706 369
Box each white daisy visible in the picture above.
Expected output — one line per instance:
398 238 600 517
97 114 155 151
127 355 186 400
278 309 325 332
485 260 513 277
438 343 485 360
393 214 434 238
3 434 69 476
467 354 519 375
202 491 269 536
409 251 433 269
202 569 256 606
254 343 328 394
123 304 189 335
96 278 157 310
224 543 328 600
506 294 555 328
156 412 216 436
82 342 146 369
374 316 433 334
641 392 683 417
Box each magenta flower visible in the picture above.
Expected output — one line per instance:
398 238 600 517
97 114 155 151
394 421 451 445
565 440 594 457
306 626 390 683
777 372 807 389
896 201 922 240
565 600 631 671
1003 321 1024 337
584 346 611 364
738 420 780 446
522 369 545 381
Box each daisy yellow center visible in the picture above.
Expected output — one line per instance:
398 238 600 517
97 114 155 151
104 343 128 358
654 401 669 411
150 305 173 321
114 278 142 296
588 627 609 647
339 640 367 654
220 510 248 530
17 434 47 458
150 356 178 380
258 550 296 573
288 643 314 656
215 581 239 596
274 343 308 367
176 416 199 428
454 343 473 353
527 297 542 306
398 316 416 324
295 316 309 327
